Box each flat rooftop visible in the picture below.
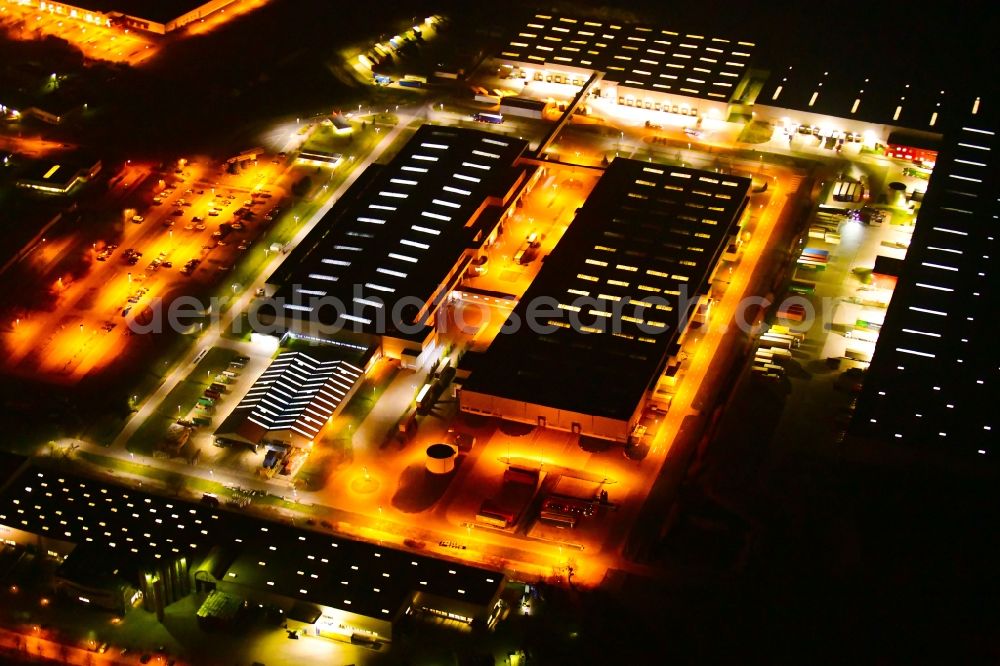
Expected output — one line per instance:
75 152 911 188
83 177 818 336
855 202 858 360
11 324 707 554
0 467 233 579
223 522 502 621
852 104 998 452
270 125 528 338
62 0 221 24
499 11 754 103
19 161 85 187
0 466 502 616
757 63 949 132
463 159 749 420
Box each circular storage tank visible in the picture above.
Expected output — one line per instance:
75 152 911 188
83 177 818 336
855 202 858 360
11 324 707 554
425 443 458 474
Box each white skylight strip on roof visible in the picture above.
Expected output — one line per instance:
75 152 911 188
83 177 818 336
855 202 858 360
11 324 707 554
421 211 451 221
322 258 351 267
412 154 439 162
933 226 968 236
341 314 371 325
295 289 327 297
333 245 363 252
432 198 461 209
896 347 936 358
927 246 962 255
902 328 942 338
364 283 395 293
961 126 995 135
920 262 958 272
908 306 948 316
376 267 407 278
954 159 986 167
247 415 273 429
285 304 313 312
948 174 982 183
453 173 481 183
461 162 491 171
471 150 500 159
290 425 319 439
442 186 471 196
379 191 408 198
390 178 419 186
368 204 396 211
400 166 427 173
400 238 430 249
353 297 384 309
957 143 990 151
388 252 418 263
411 224 440 235
420 142 450 149
357 216 386 224
915 282 954 292
482 138 509 146
308 273 338 282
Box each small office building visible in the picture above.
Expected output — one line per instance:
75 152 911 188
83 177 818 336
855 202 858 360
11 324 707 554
851 108 998 452
15 156 102 194
213 348 370 451
752 64 950 148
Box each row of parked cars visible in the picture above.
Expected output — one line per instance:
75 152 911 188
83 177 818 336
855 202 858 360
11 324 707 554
202 356 248 432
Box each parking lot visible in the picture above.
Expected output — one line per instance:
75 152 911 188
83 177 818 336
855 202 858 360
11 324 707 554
0 155 292 383
0 4 156 65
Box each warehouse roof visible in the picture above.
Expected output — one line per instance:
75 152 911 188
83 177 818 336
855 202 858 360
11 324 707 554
270 125 528 338
499 12 754 102
852 101 998 452
757 64 950 131
463 159 749 420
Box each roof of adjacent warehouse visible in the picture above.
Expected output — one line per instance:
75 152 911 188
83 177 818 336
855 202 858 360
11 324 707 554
463 158 750 421
851 99 998 451
756 64 951 132
0 466 504 619
270 125 528 338
221 521 503 621
498 11 754 102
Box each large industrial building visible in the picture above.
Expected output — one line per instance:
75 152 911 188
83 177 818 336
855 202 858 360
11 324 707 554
751 63 949 153
2 0 244 34
0 465 506 640
460 159 750 442
496 11 757 121
264 125 535 368
850 100 997 453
